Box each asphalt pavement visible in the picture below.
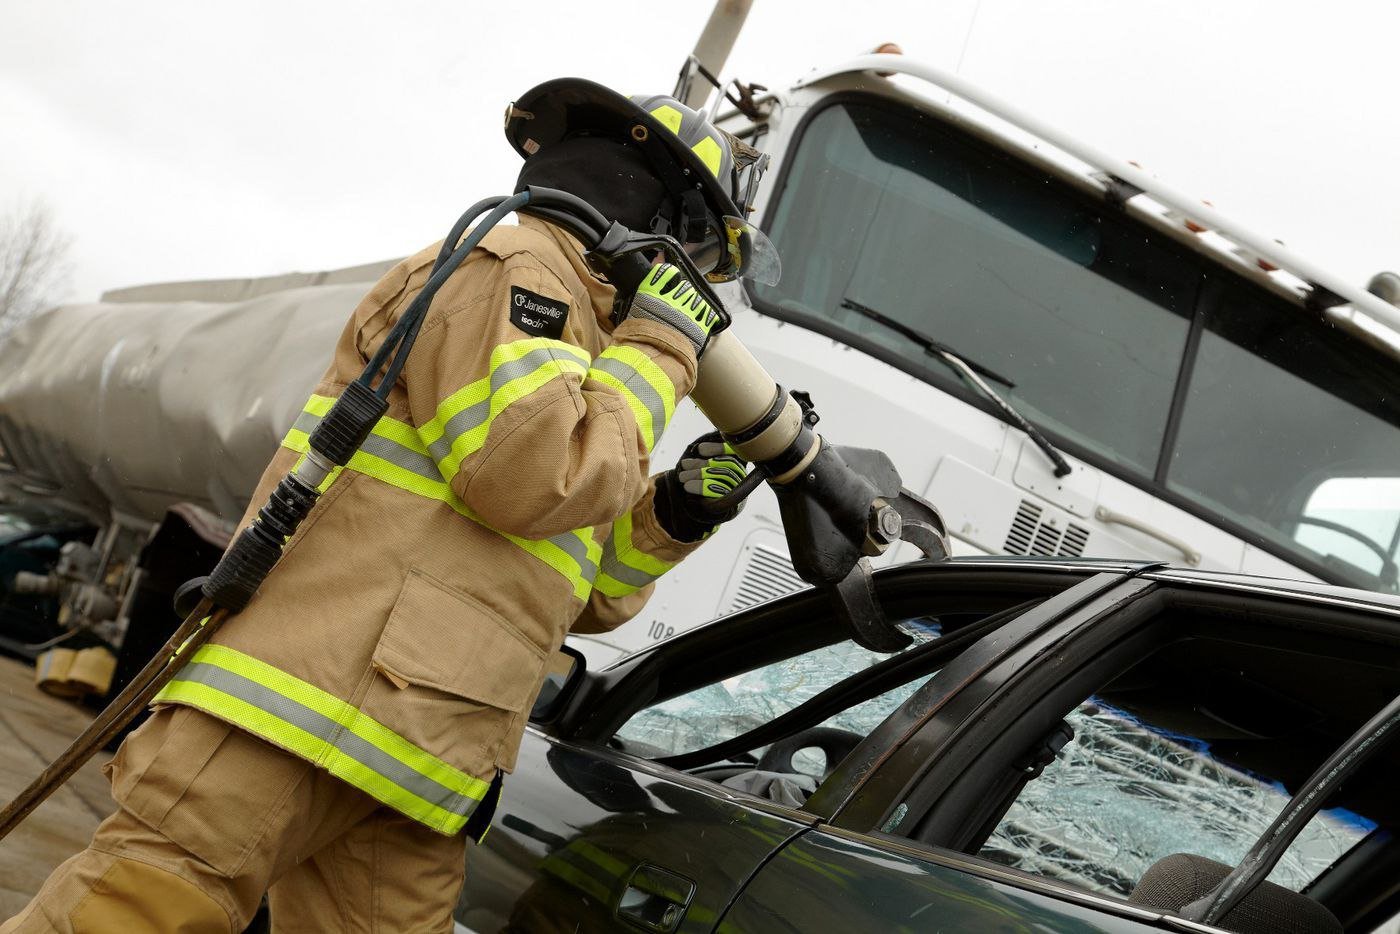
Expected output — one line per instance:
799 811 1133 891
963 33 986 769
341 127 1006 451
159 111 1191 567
0 655 111 917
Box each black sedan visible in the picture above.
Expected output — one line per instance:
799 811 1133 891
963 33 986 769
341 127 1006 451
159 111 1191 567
454 558 1400 934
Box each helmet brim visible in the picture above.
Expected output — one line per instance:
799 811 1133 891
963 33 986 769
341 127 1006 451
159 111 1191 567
506 78 741 225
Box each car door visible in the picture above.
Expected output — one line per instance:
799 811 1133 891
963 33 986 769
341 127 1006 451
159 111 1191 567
713 571 1172 932
714 829 1172 932
457 729 816 934
733 569 1400 933
457 559 1134 933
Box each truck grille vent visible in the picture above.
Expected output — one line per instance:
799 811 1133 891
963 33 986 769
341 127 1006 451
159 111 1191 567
1004 500 1091 558
1005 500 1042 554
728 544 807 613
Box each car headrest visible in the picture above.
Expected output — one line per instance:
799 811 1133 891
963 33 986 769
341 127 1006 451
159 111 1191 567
1129 854 1341 934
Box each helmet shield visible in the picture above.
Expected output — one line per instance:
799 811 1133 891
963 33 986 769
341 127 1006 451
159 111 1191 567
687 215 782 285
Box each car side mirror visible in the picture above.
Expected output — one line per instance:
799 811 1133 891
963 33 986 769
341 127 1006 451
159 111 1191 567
530 644 585 724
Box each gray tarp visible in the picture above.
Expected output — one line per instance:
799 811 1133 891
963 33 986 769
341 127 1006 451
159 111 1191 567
0 261 394 525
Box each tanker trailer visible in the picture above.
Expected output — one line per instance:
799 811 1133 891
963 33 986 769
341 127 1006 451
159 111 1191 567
0 260 393 699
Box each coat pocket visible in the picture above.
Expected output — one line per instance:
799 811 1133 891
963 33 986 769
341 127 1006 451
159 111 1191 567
368 569 546 775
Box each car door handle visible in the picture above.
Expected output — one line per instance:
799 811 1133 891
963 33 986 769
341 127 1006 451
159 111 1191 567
616 863 695 934
1095 505 1201 566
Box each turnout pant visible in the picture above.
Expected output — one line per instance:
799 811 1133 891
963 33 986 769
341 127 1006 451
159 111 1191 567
1 706 468 933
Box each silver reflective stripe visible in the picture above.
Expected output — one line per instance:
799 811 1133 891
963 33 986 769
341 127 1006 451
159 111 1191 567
427 347 581 465
295 411 441 482
357 433 440 481
174 661 478 817
291 410 319 436
427 399 488 464
294 405 596 582
590 356 669 440
553 531 599 584
599 533 657 589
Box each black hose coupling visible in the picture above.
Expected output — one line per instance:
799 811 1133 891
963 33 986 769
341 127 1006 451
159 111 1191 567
308 380 389 467
202 384 388 612
203 474 320 612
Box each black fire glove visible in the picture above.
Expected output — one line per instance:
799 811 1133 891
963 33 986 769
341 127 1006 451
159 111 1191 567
654 431 750 543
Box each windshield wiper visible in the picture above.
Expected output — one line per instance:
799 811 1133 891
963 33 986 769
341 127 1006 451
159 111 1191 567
840 298 1072 478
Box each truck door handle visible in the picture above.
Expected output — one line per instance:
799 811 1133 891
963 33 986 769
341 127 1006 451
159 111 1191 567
616 863 695 934
1095 505 1201 566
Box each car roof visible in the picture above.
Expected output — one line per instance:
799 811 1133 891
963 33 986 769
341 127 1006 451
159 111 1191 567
915 556 1400 620
1145 566 1400 618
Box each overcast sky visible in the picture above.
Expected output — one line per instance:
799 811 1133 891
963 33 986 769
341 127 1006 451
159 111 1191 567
2 1 1397 303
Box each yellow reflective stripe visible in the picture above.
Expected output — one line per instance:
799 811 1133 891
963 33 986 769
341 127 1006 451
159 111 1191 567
598 347 676 422
287 426 446 502
587 345 676 453
419 338 591 444
418 380 489 451
436 357 586 473
650 104 684 135
595 511 673 598
612 511 672 578
691 135 723 177
170 615 212 660
593 572 639 599
198 644 487 798
303 394 335 417
589 369 657 451
157 680 469 834
155 644 491 834
421 339 591 478
282 396 597 602
481 520 597 603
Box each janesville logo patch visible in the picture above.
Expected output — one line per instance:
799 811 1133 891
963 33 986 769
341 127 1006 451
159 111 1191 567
509 287 569 340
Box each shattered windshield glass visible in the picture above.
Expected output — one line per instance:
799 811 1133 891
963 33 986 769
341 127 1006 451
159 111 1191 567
614 619 941 759
980 701 1373 896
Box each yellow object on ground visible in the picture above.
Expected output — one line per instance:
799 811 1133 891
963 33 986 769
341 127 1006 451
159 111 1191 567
34 647 116 699
0 706 469 933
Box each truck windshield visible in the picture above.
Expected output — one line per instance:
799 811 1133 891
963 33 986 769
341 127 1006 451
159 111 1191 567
753 97 1400 592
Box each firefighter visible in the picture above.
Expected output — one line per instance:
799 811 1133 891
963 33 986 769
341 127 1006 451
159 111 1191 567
3 79 771 933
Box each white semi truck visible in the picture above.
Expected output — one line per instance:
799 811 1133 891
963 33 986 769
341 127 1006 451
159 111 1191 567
3 51 1399 673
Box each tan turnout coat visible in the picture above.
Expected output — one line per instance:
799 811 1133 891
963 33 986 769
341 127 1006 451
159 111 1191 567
154 215 702 835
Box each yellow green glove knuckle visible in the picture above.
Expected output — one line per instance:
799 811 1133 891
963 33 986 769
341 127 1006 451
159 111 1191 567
625 263 717 356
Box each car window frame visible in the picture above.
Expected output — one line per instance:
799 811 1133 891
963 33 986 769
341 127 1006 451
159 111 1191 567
875 574 1400 917
817 572 1158 829
551 560 1119 747
649 597 1045 773
743 89 1394 592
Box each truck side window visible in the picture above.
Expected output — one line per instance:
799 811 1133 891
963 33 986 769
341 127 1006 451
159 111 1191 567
1167 286 1400 591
